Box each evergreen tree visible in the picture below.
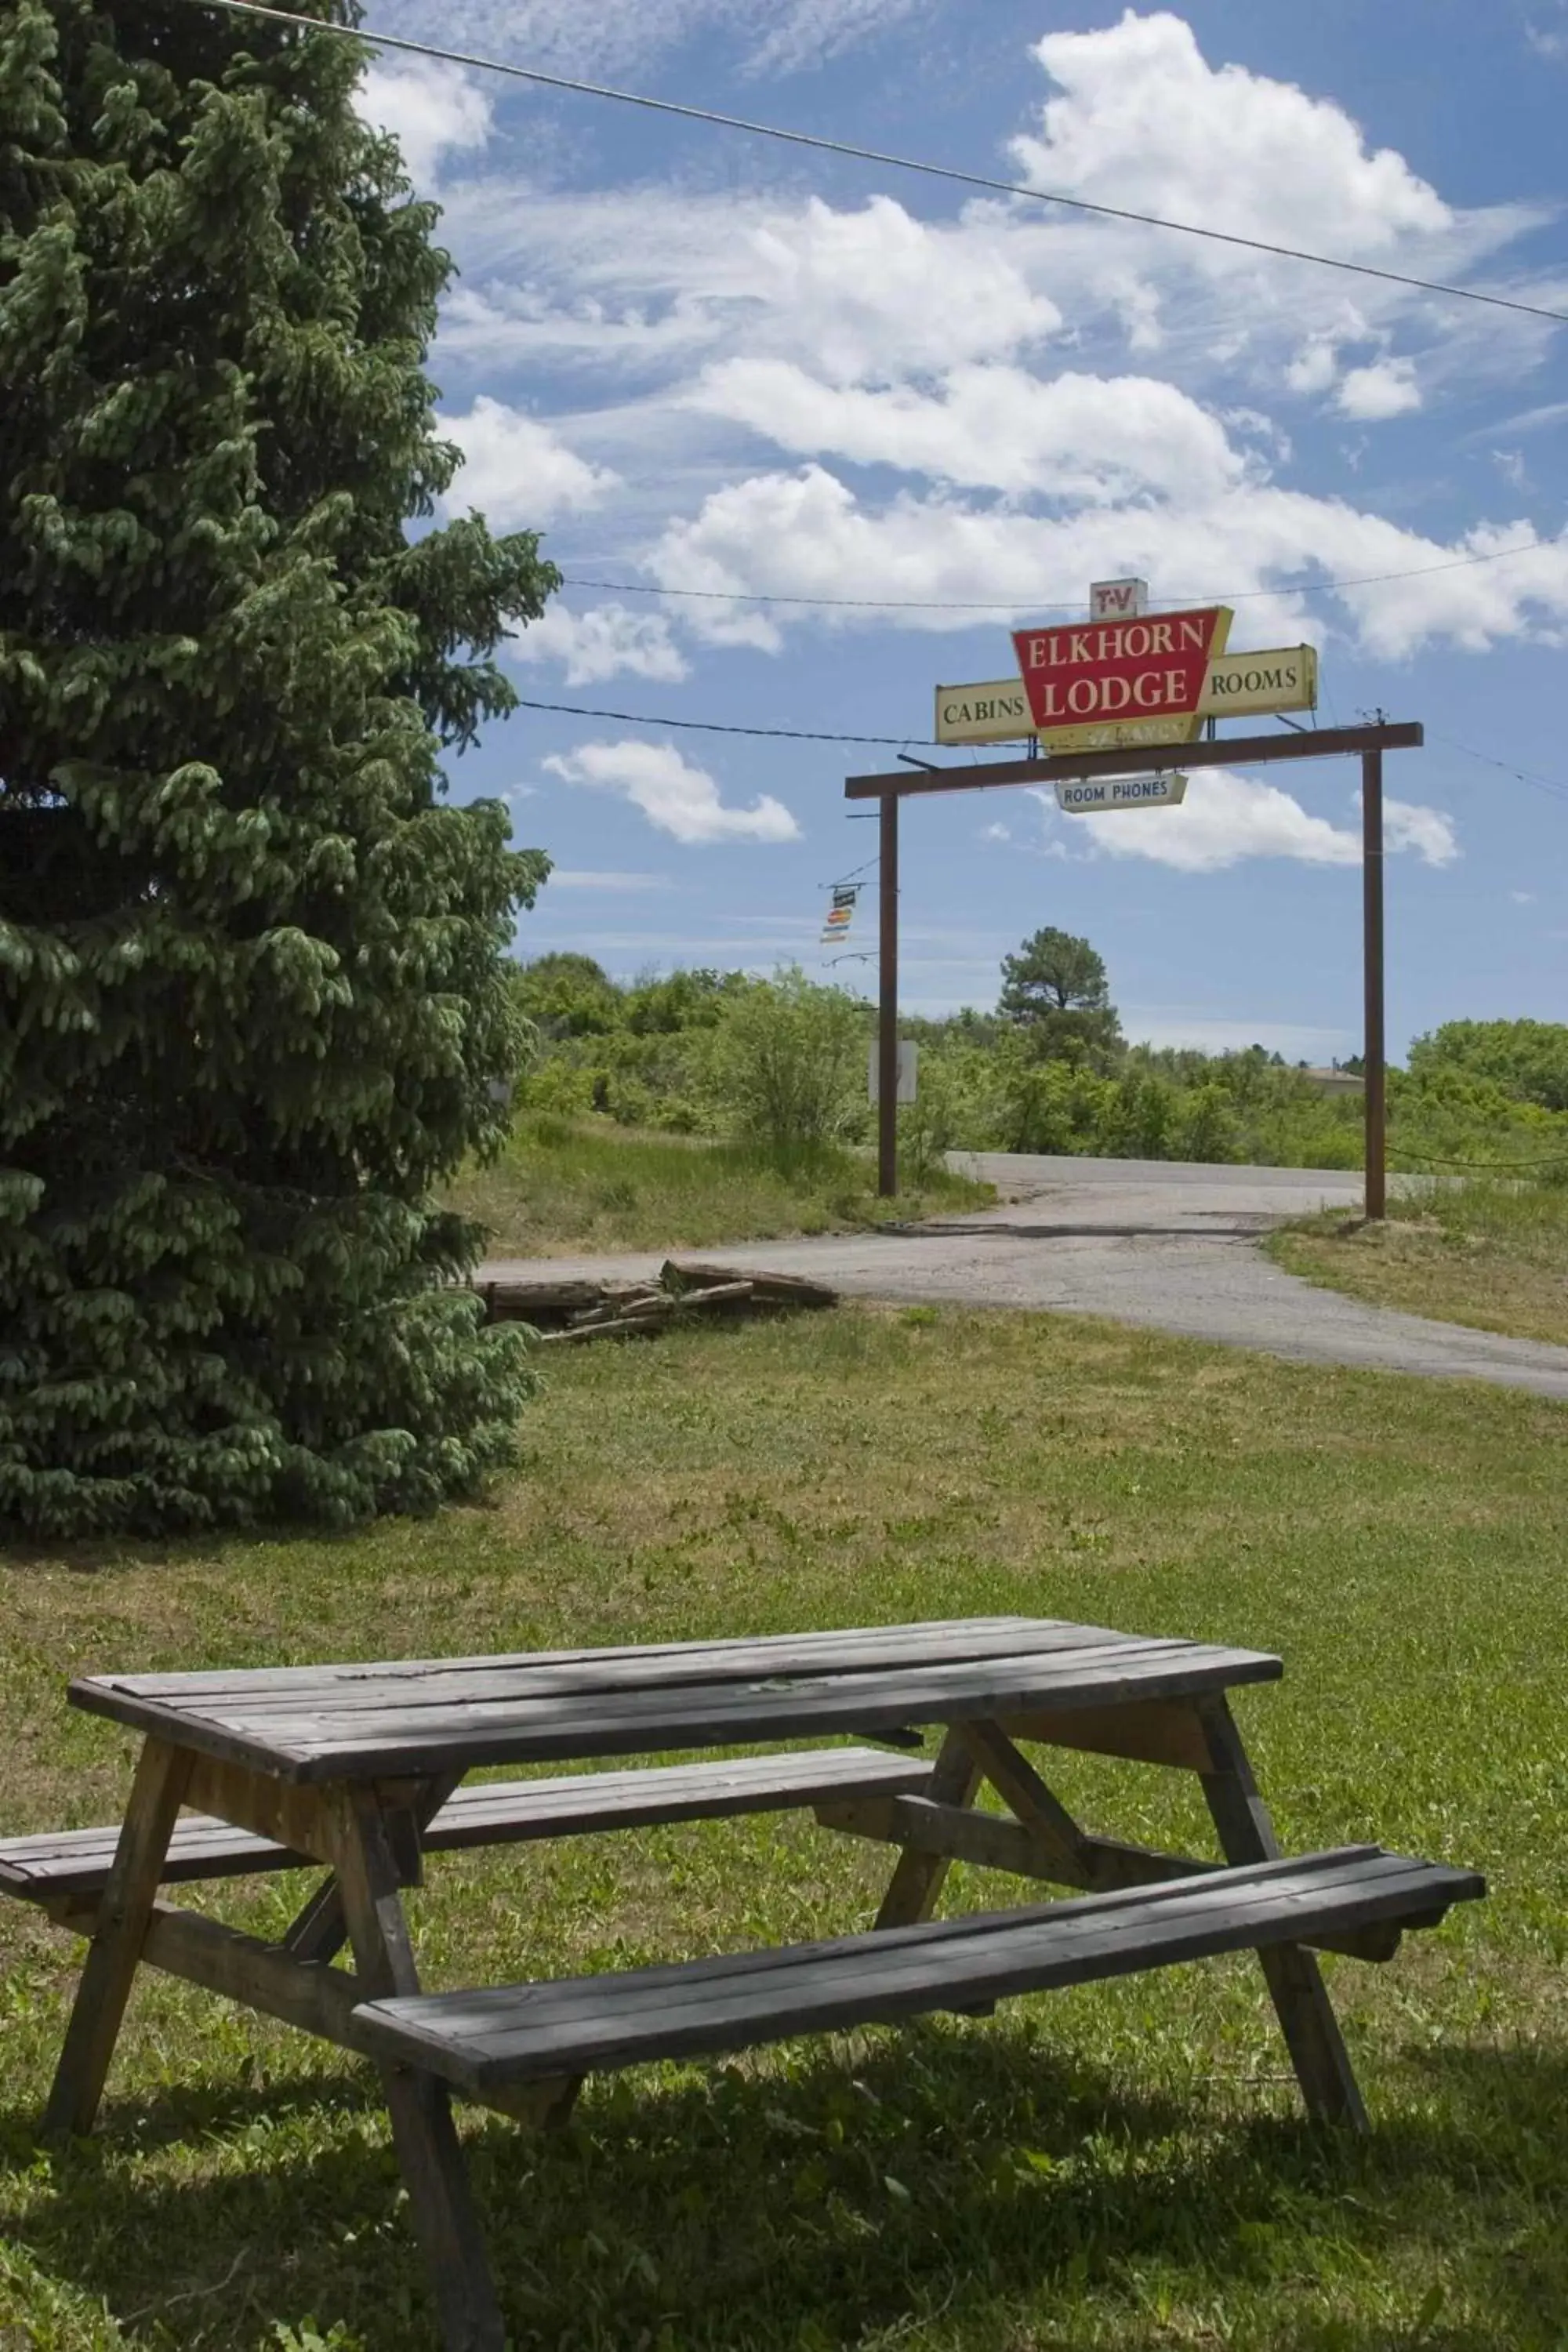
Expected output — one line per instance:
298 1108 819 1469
0 0 557 1536
998 926 1123 1068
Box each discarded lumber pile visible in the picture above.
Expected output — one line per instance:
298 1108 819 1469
478 1259 837 1344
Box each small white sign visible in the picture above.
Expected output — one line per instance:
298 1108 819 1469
868 1040 919 1104
1090 576 1149 620
1055 773 1189 815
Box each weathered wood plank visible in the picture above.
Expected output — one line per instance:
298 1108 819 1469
1196 1693 1370 2129
328 1781 507 2352
181 1756 337 1864
76 1617 1149 1714
74 1642 1283 1784
958 1721 1092 1882
873 1728 981 1928
350 1850 1483 2095
1 1749 936 1904
999 1697 1215 1773
42 1737 192 2140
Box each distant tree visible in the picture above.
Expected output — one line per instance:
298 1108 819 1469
1406 1019 1568 1112
997 927 1123 1068
0 0 555 1537
706 969 868 1150
513 953 622 1037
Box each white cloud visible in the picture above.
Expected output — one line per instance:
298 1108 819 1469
691 361 1247 501
1045 769 1461 873
509 603 688 686
358 58 492 187
438 397 619 528
982 822 1012 843
1512 889 1538 905
1287 339 1339 396
1014 13 1452 259
652 461 1568 661
1336 358 1422 420
1071 770 1362 872
434 191 1062 390
545 870 672 892
1384 797 1461 866
542 740 800 844
746 0 928 75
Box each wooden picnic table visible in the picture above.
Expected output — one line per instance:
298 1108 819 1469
7 1616 1483 2352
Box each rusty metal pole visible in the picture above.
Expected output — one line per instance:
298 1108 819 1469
877 791 899 1198
1362 747 1387 1221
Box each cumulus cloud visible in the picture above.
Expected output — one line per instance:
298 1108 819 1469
1013 12 1452 258
651 462 1568 660
509 603 688 686
542 740 800 844
544 870 672 891
1047 769 1460 873
1336 358 1422 420
1383 797 1461 866
358 60 492 187
691 362 1248 501
437 397 619 528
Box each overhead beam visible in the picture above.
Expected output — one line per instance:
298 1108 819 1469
845 720 1422 800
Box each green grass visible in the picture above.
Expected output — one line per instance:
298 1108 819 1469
446 1116 993 1255
1271 1176 1568 1349
2 1305 1566 2349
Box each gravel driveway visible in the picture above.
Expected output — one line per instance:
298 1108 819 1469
478 1153 1568 1402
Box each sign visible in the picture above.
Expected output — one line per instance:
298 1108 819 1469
1012 605 1232 737
868 1040 918 1105
1091 576 1148 619
1055 773 1188 815
935 643 1316 748
820 883 858 949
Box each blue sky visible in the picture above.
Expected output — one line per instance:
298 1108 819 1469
361 2 1568 1059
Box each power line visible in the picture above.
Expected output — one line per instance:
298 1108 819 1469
1432 731 1568 805
514 695 948 746
194 0 1568 328
560 539 1556 616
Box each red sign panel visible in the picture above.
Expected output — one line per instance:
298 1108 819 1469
1011 606 1232 734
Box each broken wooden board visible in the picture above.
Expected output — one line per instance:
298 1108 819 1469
477 1261 837 1341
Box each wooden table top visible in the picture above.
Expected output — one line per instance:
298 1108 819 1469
67 1617 1282 1784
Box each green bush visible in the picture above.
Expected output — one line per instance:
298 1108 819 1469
704 969 871 1150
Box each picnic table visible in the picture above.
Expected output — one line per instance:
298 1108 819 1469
2 1616 1483 2351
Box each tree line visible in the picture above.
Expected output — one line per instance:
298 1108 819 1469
510 944 1568 1181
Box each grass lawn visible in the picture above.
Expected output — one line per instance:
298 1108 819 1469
1271 1177 1568 1350
2 1305 1566 2350
446 1116 993 1257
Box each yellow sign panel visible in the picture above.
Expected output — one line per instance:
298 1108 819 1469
935 645 1317 748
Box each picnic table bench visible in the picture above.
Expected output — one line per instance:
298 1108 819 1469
2 1616 1483 2352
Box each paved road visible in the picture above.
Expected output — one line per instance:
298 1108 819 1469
480 1154 1568 1401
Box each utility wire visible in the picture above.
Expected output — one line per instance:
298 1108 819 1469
514 695 944 746
561 539 1559 615
1395 1145 1568 1169
194 0 1568 328
1431 731 1568 806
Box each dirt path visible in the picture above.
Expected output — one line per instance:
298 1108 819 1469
479 1154 1568 1401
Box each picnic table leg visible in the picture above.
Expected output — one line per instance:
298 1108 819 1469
283 1773 462 1967
328 1782 507 2352
42 1736 193 2140
1196 1697 1369 2132
874 1727 982 1929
